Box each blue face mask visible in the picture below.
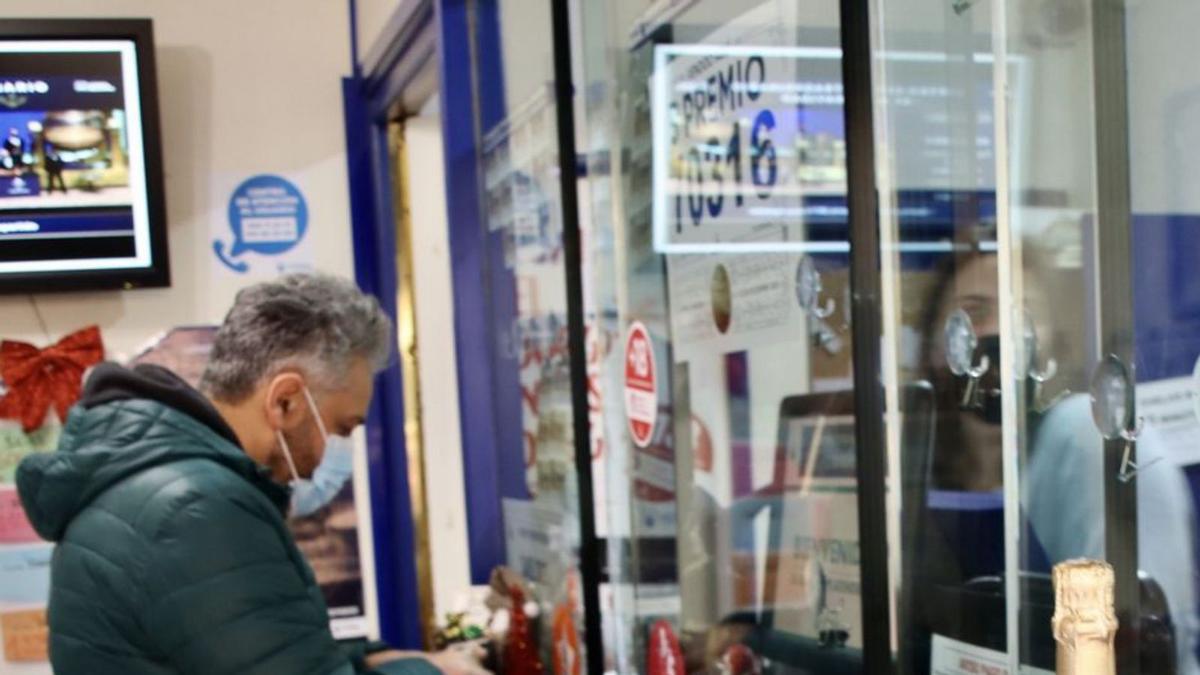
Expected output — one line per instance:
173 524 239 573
276 387 356 518
291 434 355 517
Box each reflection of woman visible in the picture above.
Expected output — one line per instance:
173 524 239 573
914 246 1199 672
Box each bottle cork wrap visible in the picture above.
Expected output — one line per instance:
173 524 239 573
1053 559 1118 675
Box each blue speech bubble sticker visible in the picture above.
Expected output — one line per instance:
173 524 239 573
226 174 308 257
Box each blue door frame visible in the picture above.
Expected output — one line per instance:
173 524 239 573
341 0 520 645
434 0 529 586
342 76 424 649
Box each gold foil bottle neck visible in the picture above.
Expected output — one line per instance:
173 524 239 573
1053 559 1117 675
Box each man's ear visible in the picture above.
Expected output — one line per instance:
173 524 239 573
264 372 306 431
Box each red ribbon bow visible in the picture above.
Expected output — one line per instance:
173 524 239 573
0 326 104 432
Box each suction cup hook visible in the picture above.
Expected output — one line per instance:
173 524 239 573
1016 306 1064 412
797 256 836 319
1090 355 1160 482
1030 358 1063 413
944 309 990 409
795 256 839 351
1117 417 1161 483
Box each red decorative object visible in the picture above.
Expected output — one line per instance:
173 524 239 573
504 586 544 674
646 620 684 675
0 326 104 432
551 601 580 675
720 644 762 675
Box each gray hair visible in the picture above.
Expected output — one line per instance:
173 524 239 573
200 273 393 402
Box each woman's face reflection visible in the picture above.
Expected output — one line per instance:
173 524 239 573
926 252 1057 491
932 254 1000 370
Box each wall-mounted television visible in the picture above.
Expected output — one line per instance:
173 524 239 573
0 19 168 293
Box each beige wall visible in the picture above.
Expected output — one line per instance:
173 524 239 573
356 0 405 67
0 1 355 361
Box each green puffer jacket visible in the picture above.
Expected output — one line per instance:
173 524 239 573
16 364 438 675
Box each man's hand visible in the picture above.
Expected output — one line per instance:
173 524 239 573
426 642 492 675
363 644 491 674
363 649 415 669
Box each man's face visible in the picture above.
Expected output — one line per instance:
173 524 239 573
270 357 373 479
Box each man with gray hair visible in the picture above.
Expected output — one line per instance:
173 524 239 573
17 274 488 675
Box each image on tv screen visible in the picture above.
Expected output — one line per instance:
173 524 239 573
0 39 155 278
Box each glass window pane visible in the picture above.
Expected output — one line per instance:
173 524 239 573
472 1 590 668
576 1 867 671
870 3 1012 672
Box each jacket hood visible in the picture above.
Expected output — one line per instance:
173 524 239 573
16 364 288 541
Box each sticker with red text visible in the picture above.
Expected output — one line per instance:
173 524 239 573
624 322 657 448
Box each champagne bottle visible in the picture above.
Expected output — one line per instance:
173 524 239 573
1053 559 1117 675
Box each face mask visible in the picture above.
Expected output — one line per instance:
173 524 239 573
291 434 354 517
276 387 352 517
969 335 1041 426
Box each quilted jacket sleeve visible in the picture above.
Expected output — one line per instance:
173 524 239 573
139 481 354 675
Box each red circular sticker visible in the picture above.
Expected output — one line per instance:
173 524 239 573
624 322 657 448
720 644 762 674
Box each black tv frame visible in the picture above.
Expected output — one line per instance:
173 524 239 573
0 18 169 294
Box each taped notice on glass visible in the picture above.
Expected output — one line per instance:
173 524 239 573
930 635 1052 675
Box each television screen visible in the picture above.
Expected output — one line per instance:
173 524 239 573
0 20 168 293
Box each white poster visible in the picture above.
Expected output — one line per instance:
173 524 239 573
1138 375 1200 465
665 251 815 363
0 420 59 673
502 497 569 585
650 2 844 254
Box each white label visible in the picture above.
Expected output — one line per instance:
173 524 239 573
330 616 370 640
241 216 299 243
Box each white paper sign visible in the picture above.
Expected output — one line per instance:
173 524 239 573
1138 375 1200 465
502 498 567 583
651 44 846 254
930 635 1053 675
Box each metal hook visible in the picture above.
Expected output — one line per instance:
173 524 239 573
967 353 991 380
1117 417 1161 483
812 296 836 320
1029 358 1059 412
960 354 991 409
1029 357 1057 386
796 256 838 326
1121 415 1145 442
811 317 844 355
